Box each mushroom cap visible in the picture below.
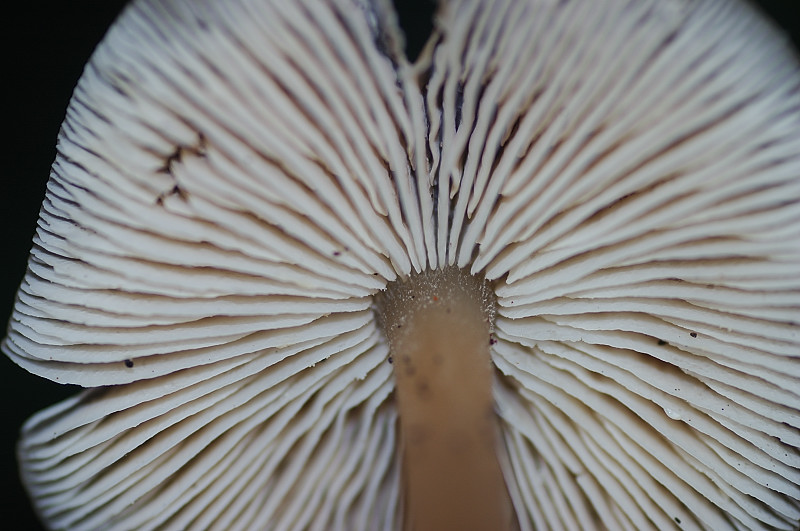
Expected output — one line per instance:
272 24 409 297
3 0 800 529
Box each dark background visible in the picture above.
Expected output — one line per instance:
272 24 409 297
1 1 797 529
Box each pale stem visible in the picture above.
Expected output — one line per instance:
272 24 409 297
379 269 514 531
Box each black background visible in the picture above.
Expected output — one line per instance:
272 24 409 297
1 1 797 529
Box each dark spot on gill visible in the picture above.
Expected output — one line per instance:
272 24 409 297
156 185 188 205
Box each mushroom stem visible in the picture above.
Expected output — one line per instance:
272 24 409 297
378 268 513 531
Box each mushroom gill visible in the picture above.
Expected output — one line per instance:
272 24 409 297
3 0 800 530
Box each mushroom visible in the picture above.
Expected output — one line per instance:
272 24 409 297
3 0 800 529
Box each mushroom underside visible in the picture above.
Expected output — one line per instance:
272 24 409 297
3 0 800 530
